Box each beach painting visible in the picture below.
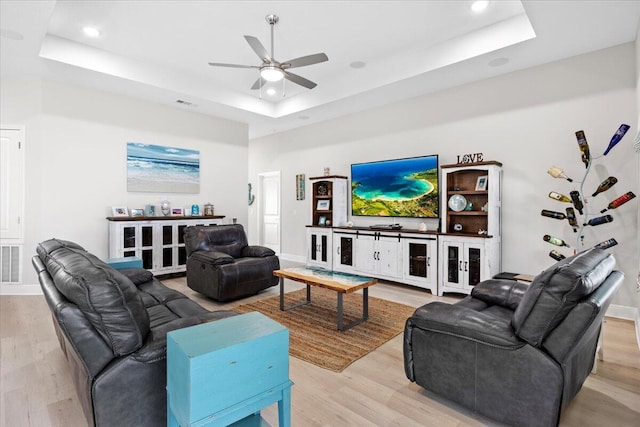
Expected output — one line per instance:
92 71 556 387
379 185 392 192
127 142 200 193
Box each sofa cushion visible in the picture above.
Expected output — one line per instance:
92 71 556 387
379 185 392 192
37 238 150 356
512 248 615 347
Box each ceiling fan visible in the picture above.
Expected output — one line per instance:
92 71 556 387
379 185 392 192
208 14 328 90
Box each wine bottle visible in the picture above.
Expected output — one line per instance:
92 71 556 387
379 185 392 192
565 207 578 232
575 130 591 168
594 238 618 249
584 215 613 226
543 234 570 247
603 124 630 155
548 191 572 203
549 250 566 261
591 176 617 197
547 166 573 182
541 209 566 220
601 191 636 212
569 190 584 214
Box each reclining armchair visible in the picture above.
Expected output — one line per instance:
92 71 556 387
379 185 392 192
184 224 280 301
404 248 623 427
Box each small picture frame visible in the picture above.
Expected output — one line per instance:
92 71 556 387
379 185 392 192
112 206 129 217
172 207 184 216
130 208 144 217
475 176 488 191
296 174 305 200
317 199 330 210
318 215 327 226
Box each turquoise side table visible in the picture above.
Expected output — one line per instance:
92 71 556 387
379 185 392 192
105 257 142 270
167 312 293 427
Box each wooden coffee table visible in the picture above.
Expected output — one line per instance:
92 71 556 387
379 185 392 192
273 267 378 331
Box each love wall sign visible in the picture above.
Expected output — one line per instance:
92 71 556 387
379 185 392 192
456 153 484 164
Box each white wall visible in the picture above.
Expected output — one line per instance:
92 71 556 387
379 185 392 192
1 79 248 287
249 43 640 311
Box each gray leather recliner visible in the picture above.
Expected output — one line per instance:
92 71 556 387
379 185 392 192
403 247 623 427
184 224 280 301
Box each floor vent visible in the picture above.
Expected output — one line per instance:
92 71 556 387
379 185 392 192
0 244 22 284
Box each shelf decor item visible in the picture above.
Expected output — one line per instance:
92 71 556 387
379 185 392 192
474 175 488 191
547 166 573 182
160 200 171 216
112 206 129 217
130 208 144 217
591 176 617 197
603 124 630 155
448 194 467 212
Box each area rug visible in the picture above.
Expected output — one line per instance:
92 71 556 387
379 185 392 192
234 287 416 372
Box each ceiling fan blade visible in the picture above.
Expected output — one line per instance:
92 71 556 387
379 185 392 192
284 71 317 89
282 53 328 69
208 62 258 69
244 35 271 62
250 77 268 90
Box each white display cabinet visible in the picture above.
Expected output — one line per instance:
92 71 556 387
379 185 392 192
438 161 502 295
108 216 225 275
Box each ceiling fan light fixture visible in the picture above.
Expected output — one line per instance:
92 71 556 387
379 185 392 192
260 66 284 82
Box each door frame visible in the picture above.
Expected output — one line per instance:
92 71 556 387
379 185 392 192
257 171 281 254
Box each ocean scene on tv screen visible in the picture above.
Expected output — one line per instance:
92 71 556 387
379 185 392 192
351 155 438 218
127 142 200 193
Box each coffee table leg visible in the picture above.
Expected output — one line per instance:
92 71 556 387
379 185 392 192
337 288 369 331
280 279 312 311
337 293 344 331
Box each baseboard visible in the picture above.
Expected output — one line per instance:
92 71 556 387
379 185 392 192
606 303 640 351
0 284 42 295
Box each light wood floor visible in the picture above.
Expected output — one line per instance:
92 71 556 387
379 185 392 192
1 275 639 427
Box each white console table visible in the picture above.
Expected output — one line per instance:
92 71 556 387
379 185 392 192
107 216 225 275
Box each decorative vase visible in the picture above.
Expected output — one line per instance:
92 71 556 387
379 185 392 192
160 200 171 216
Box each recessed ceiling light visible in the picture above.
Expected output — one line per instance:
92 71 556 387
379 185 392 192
471 1 489 13
83 27 101 38
298 115 310 120
266 88 277 96
350 61 366 69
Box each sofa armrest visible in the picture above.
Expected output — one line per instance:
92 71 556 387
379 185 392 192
189 250 234 265
118 268 154 286
408 302 523 348
241 245 276 258
471 278 530 311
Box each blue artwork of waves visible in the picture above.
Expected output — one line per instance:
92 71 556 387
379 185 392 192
351 155 439 218
127 142 200 193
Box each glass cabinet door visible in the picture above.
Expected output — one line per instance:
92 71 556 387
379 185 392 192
467 247 482 286
447 244 460 284
339 236 353 266
408 242 427 278
141 225 154 269
123 226 136 257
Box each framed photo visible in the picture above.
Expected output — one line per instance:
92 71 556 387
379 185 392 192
317 199 330 210
130 208 144 217
172 207 184 216
475 176 488 191
296 174 305 200
112 206 129 217
318 215 327 226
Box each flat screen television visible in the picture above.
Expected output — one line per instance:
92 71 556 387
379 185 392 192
351 154 439 218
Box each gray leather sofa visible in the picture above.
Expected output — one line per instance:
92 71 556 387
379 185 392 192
32 238 237 427
404 247 623 427
184 224 280 301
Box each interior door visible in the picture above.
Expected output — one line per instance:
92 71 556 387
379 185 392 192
259 172 281 254
0 126 24 240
